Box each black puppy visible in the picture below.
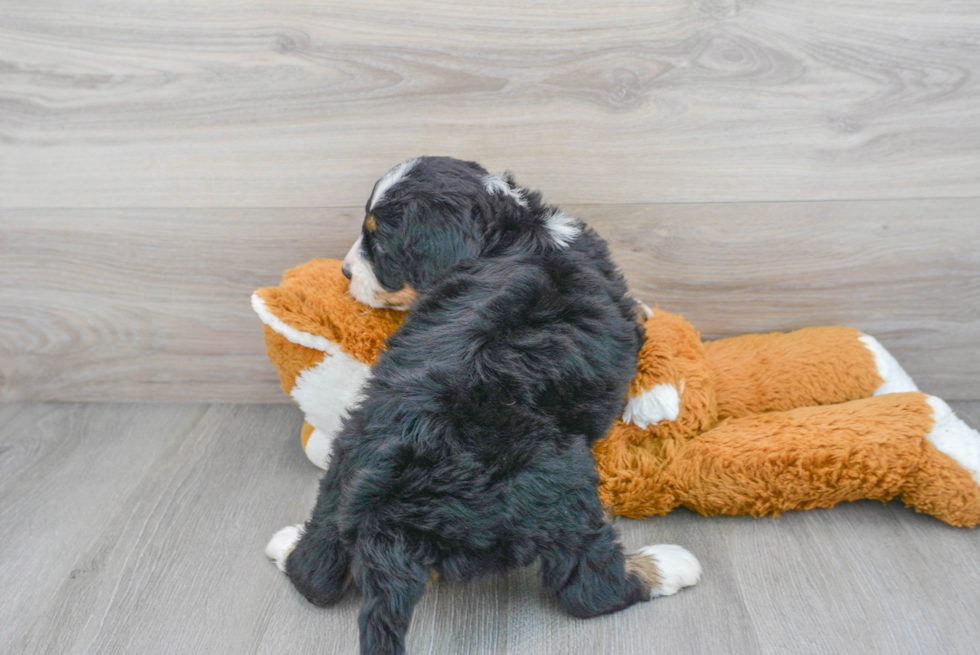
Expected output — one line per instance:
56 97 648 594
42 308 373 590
267 157 700 655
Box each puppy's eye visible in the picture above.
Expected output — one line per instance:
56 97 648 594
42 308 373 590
364 214 377 231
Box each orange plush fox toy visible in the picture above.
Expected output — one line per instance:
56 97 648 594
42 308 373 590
253 259 980 528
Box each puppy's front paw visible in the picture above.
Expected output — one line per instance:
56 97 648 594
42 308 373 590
627 544 701 598
265 524 305 573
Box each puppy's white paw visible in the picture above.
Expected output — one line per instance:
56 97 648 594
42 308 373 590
265 524 305 573
633 544 702 598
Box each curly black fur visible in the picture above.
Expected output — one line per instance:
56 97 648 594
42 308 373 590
286 157 649 654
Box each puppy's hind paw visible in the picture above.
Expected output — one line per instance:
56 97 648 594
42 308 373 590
265 524 305 573
627 544 702 599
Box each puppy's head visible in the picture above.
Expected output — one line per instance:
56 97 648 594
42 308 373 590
342 156 556 309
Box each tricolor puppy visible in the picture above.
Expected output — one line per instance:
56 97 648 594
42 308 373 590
267 157 700 655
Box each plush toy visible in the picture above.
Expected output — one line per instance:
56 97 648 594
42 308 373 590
253 258 980 528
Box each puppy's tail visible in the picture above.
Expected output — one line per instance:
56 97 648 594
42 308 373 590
354 531 431 655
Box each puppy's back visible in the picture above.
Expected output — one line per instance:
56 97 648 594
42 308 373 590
330 239 638 547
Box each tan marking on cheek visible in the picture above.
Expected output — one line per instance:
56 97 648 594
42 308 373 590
364 214 377 231
625 551 662 593
375 285 418 308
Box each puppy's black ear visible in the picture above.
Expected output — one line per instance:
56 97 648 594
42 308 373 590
477 172 555 253
459 159 490 176
392 197 483 290
480 172 528 211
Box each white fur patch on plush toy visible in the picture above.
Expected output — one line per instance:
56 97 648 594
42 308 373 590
926 396 980 486
623 383 681 429
291 355 371 467
303 427 335 470
252 291 372 468
252 293 338 353
859 334 918 395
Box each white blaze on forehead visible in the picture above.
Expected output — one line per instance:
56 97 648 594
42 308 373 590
369 158 420 210
545 210 583 249
482 173 529 208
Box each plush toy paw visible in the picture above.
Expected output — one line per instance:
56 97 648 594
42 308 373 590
265 524 305 572
859 334 918 395
629 544 702 598
623 384 681 429
926 396 980 485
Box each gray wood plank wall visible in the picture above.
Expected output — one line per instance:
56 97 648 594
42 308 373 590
2 1 979 402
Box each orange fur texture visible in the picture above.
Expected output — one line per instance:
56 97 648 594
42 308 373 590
255 258 406 374
256 260 980 528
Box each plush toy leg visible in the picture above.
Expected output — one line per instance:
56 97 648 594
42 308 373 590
901 397 980 527
301 421 333 470
593 422 683 519
856 334 919 395
668 393 980 527
704 326 915 420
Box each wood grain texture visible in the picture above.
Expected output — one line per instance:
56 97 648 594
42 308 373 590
2 200 978 402
0 207 363 402
2 401 980 654
2 1 980 207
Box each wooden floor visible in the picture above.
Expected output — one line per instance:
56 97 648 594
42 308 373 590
3 401 980 655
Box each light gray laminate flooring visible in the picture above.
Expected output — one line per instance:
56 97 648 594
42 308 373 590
3 402 979 655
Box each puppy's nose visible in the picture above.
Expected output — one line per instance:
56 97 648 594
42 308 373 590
341 262 352 279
